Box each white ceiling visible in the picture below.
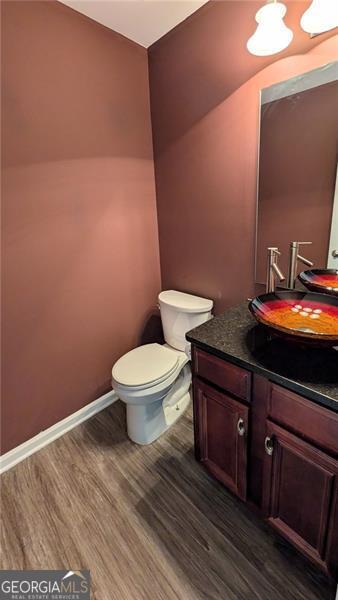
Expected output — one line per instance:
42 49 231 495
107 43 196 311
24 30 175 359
60 0 209 47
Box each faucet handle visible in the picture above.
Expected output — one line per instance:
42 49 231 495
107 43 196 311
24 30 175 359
290 241 312 248
268 247 281 255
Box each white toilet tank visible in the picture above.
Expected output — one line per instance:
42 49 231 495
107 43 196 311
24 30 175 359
158 290 213 352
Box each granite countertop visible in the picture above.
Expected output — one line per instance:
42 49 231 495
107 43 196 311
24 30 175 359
186 302 338 412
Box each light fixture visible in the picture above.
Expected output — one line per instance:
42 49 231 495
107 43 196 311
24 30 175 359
247 1 293 56
300 0 338 34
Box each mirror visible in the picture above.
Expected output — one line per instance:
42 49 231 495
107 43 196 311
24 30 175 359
255 62 338 287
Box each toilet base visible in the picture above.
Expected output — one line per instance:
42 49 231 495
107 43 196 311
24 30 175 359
126 389 191 445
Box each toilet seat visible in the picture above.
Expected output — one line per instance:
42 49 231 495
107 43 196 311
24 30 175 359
112 343 179 389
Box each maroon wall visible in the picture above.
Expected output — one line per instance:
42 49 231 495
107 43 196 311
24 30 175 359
149 1 338 312
256 81 338 284
1 1 161 453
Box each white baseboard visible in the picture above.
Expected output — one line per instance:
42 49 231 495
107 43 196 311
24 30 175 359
0 389 118 474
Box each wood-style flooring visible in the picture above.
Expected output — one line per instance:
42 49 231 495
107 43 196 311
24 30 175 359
0 402 335 599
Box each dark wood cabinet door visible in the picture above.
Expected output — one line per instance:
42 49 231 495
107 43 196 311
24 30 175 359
263 420 338 574
194 379 249 500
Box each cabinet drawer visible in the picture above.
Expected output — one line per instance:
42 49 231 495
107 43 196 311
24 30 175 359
193 348 251 402
268 384 338 456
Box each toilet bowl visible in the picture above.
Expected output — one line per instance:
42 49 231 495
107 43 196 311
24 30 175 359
112 290 213 444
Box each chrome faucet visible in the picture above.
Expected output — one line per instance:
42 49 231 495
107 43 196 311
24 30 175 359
287 241 314 289
266 247 286 293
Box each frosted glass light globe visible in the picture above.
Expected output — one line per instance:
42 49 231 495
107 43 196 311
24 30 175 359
247 2 293 56
301 0 338 34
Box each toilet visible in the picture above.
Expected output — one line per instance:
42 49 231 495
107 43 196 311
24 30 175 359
112 290 213 444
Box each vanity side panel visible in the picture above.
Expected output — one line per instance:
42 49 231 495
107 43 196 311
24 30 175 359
191 347 201 461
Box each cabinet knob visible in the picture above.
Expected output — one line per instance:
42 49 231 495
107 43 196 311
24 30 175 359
237 417 245 436
265 436 274 455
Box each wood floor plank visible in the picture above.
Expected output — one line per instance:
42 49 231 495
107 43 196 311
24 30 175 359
0 401 335 599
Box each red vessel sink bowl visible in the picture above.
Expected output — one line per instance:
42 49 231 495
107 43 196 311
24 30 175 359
298 269 338 297
249 291 338 345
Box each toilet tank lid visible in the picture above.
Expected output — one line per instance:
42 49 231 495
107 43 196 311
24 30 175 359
159 290 213 313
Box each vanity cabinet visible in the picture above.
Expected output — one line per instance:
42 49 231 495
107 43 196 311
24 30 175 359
191 346 338 579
